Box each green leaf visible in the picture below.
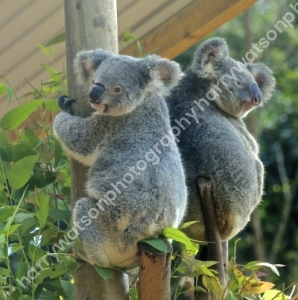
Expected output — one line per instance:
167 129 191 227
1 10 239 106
8 224 21 235
41 64 60 81
263 289 286 300
0 83 5 95
140 238 168 252
0 100 43 130
37 43 51 56
19 296 33 300
38 291 57 300
46 32 66 46
36 193 48 229
0 234 4 245
28 244 46 264
94 265 114 280
7 155 38 190
44 99 59 111
4 189 26 233
60 280 75 300
15 212 35 223
21 129 40 148
163 227 193 249
48 209 71 221
49 265 69 278
40 227 58 246
0 83 13 102
123 28 137 44
0 207 14 222
17 218 39 237
0 267 9 276
0 144 37 162
11 243 23 252
179 221 199 229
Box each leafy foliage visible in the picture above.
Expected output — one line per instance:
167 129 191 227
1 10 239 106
0 47 78 299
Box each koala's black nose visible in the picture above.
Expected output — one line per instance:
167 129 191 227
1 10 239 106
251 83 262 106
89 84 105 103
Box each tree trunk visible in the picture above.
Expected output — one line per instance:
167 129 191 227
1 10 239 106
138 241 172 300
63 1 129 299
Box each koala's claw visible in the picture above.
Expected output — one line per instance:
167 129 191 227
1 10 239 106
58 95 76 115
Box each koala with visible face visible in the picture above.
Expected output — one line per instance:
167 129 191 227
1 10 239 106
53 50 187 268
167 38 276 241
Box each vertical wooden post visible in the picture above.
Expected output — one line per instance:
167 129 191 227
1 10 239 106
138 241 172 300
195 178 226 300
63 1 129 299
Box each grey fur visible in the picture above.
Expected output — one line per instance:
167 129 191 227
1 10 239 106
167 38 276 241
53 49 187 268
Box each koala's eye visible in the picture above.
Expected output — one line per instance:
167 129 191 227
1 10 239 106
235 80 242 86
112 85 123 94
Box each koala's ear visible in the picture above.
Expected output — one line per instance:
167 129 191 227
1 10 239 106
143 55 183 95
74 49 113 86
246 63 276 102
191 38 229 75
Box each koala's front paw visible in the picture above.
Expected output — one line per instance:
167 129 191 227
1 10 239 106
58 95 76 115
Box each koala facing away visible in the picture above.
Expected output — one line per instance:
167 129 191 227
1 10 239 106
53 50 187 268
167 38 276 241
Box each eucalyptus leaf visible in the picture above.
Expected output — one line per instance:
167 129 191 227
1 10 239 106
7 155 38 190
140 238 168 252
60 279 75 300
46 32 66 46
0 100 43 130
94 265 114 280
36 193 49 229
163 227 193 249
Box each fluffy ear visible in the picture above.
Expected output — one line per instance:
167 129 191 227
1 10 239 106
246 63 276 102
73 49 114 87
143 55 183 95
191 37 229 75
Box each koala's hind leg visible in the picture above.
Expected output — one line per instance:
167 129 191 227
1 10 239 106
72 197 111 267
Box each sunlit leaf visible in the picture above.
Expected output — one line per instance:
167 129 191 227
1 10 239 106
37 43 51 56
163 227 193 249
0 100 43 130
179 221 199 229
263 289 287 300
248 281 275 295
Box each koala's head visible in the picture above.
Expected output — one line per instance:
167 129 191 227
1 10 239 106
191 38 276 118
74 49 183 116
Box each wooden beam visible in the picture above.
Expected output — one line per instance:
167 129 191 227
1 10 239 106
121 0 257 59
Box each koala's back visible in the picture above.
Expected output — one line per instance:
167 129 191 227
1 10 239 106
168 71 262 241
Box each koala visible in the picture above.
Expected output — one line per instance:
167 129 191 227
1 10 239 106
167 38 276 242
53 49 187 269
